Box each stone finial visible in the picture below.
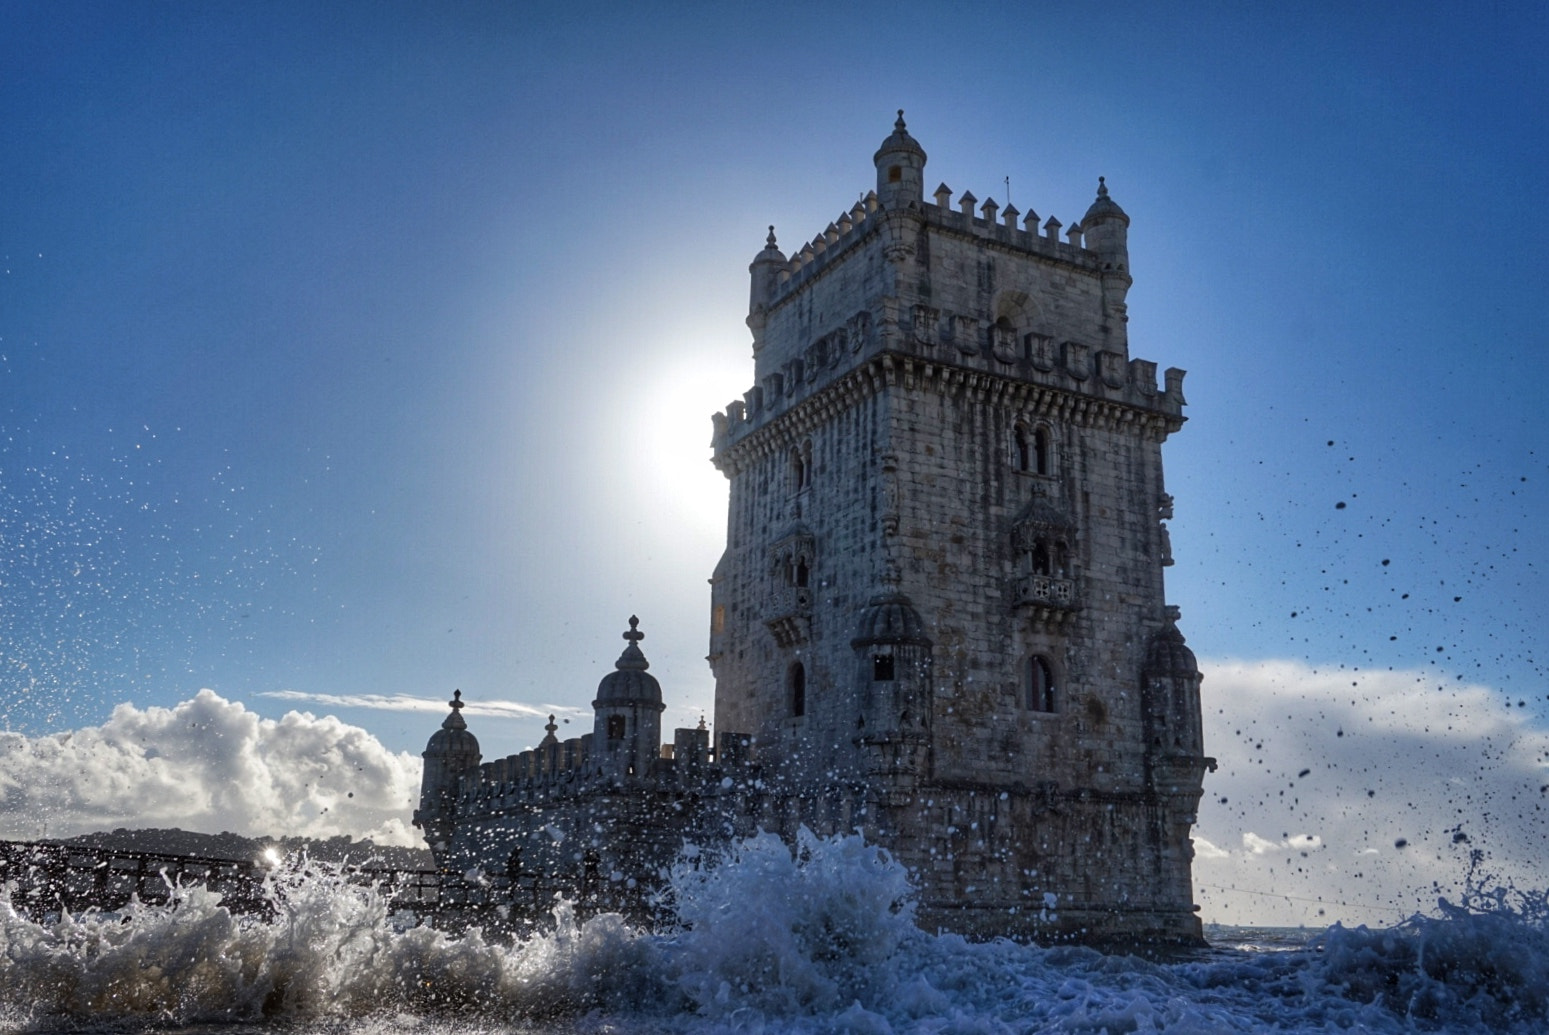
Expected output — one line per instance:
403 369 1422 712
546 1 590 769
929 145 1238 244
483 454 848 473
766 225 778 248
546 714 558 736
981 197 999 223
1043 215 1062 240
612 615 651 671
1022 208 1040 231
1002 203 1019 228
895 108 906 131
442 689 468 730
934 183 953 207
958 190 977 218
1066 222 1083 247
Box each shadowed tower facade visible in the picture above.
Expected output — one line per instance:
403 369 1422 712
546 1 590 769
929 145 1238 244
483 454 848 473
707 113 1213 942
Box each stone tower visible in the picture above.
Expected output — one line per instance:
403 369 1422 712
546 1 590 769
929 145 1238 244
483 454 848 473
709 113 1213 943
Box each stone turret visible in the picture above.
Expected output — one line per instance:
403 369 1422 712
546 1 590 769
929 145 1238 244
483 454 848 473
747 226 786 349
591 616 665 781
873 109 927 210
413 690 481 867
851 592 933 783
1081 176 1132 347
1142 610 1206 766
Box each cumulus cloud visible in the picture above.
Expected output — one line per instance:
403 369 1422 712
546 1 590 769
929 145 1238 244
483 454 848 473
0 690 422 845
1194 659 1549 928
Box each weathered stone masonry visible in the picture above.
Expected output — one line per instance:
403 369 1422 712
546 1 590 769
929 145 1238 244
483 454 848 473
415 115 1214 945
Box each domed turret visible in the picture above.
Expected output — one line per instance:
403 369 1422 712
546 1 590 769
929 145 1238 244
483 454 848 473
747 225 787 348
425 688 481 755
1144 620 1198 680
413 690 482 866
1142 616 1205 763
851 593 933 780
873 110 927 210
595 615 663 706
592 617 666 781
1080 176 1130 267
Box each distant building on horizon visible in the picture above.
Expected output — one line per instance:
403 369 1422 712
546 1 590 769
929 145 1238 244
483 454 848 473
414 114 1214 945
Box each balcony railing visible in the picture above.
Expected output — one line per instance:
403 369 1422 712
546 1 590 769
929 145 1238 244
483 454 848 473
1014 573 1076 609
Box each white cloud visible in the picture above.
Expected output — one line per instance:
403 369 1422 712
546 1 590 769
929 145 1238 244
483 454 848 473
0 690 423 845
1194 659 1549 929
257 689 584 722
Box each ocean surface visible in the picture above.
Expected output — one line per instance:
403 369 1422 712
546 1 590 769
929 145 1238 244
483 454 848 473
3 831 1545 1034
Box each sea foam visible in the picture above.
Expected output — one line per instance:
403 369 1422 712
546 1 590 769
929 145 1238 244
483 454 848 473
2 831 1546 1033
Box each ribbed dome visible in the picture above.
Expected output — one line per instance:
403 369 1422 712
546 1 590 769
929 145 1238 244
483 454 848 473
851 593 931 647
594 616 663 706
873 110 926 165
752 225 786 265
1081 176 1129 227
424 690 480 757
1145 622 1198 678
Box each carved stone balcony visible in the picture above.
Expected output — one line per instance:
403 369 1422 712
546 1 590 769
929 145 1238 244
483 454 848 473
765 585 813 647
1013 573 1078 626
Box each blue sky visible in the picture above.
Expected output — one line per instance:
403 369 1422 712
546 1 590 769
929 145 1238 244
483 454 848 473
3 3 1546 920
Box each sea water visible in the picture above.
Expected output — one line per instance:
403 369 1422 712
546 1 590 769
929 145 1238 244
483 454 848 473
3 830 1545 1034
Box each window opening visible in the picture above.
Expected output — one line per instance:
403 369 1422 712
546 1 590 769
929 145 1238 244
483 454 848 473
1014 424 1031 472
795 558 809 587
1027 656 1056 712
1034 426 1052 475
790 662 806 717
872 654 895 682
606 715 626 741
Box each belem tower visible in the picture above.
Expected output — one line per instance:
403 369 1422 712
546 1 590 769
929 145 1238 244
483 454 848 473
415 114 1215 945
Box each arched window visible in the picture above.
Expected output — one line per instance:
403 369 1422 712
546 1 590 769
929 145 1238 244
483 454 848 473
1014 424 1031 472
606 715 626 741
1026 656 1056 713
789 662 806 717
795 557 809 587
872 654 895 681
1033 426 1052 476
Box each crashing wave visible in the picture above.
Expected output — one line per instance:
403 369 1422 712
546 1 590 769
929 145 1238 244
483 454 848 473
2 832 1546 1033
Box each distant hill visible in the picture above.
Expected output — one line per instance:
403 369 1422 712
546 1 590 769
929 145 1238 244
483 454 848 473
53 828 433 870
